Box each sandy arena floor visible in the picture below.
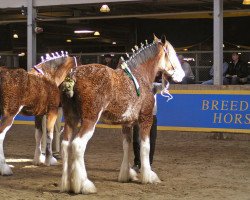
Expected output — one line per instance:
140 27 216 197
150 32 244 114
0 124 250 200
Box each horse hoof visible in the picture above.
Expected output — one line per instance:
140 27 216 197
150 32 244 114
70 178 97 194
118 168 138 182
129 168 139 181
1 164 13 176
45 156 58 166
33 154 45 165
118 171 130 183
81 179 97 194
141 169 161 184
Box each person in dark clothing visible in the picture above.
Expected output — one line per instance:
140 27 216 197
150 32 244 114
225 52 248 85
103 54 117 70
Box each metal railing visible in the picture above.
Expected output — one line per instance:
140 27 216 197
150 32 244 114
1 50 250 83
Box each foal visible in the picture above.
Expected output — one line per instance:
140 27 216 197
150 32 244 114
0 53 76 175
60 35 185 194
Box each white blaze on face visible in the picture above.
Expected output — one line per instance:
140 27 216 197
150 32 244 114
166 43 185 82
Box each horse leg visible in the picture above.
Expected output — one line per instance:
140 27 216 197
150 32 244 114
53 107 63 153
0 106 23 175
118 125 138 182
139 118 161 184
44 109 58 166
69 119 98 194
33 116 45 165
61 118 78 192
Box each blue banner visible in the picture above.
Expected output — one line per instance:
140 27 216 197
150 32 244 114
12 90 250 133
157 90 250 132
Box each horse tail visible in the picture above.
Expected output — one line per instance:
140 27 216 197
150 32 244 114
61 77 75 98
60 87 79 129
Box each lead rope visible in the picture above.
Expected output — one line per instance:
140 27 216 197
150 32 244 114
161 74 173 102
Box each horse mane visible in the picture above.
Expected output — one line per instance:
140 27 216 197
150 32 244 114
34 51 69 70
122 41 158 69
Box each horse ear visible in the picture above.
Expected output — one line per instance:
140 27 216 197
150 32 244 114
161 35 167 45
153 34 159 42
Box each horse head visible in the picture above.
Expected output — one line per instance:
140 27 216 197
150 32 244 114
31 51 78 86
119 35 184 84
153 35 185 83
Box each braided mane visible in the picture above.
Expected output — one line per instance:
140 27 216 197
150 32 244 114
34 51 69 69
121 41 158 69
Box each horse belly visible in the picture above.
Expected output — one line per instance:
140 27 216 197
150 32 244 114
101 105 138 125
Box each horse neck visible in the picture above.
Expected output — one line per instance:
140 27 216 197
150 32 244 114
53 58 74 86
134 57 160 84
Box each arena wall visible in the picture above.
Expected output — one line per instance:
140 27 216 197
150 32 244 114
13 85 250 134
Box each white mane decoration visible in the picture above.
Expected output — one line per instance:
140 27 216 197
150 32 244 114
33 50 69 75
40 51 69 64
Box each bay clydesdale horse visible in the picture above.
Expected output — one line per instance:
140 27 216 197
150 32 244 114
0 53 77 175
60 35 185 194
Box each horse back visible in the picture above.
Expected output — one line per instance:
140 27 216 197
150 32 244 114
72 64 154 124
0 67 59 116
21 74 60 115
0 68 29 115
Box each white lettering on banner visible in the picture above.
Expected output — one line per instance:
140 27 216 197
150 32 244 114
202 100 249 125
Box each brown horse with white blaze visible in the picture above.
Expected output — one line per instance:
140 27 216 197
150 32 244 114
0 53 77 175
60 35 185 194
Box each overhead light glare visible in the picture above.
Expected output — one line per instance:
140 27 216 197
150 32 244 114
66 39 72 43
21 6 27 16
74 30 94 34
237 45 241 48
18 52 25 57
112 41 117 45
94 31 100 36
183 48 188 51
184 58 195 62
243 0 250 5
13 33 18 38
100 4 110 13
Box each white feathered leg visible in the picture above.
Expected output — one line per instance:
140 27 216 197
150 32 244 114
0 106 23 176
61 140 70 192
45 131 57 166
70 133 96 194
0 129 13 176
118 137 130 182
33 129 45 165
141 137 161 184
118 127 138 182
118 136 138 182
